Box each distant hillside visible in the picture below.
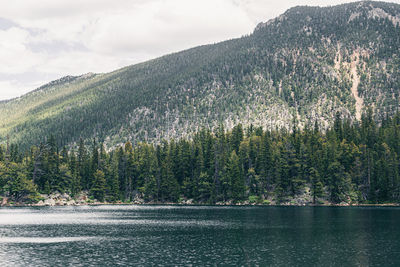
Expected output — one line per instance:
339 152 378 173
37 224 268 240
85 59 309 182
1 1 400 149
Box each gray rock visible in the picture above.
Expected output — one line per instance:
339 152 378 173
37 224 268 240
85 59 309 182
61 193 70 200
66 200 76 206
44 199 56 206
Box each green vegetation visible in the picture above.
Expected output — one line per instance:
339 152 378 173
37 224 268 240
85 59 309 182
1 1 400 150
1 1 400 205
1 111 399 205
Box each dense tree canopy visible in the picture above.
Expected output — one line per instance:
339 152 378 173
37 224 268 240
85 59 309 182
1 111 399 205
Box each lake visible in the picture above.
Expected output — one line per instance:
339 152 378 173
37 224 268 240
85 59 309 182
0 205 399 266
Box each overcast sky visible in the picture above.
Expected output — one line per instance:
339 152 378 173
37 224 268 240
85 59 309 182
0 0 399 100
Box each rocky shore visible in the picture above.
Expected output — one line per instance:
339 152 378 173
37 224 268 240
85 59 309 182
1 189 398 207
30 192 146 207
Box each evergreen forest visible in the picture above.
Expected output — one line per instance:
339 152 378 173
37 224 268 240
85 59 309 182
1 110 399 205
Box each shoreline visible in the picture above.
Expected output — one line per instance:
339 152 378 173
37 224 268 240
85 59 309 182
2 192 399 208
2 202 399 208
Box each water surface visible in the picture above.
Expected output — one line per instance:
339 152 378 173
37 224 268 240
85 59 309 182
0 205 399 266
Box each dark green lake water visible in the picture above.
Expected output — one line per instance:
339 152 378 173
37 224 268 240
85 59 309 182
0 205 399 266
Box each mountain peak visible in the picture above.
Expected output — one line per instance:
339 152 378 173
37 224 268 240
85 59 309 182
254 1 400 32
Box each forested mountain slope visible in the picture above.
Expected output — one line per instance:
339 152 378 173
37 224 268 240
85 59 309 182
1 1 400 149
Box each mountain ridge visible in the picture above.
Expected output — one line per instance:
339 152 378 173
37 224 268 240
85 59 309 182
1 0 400 149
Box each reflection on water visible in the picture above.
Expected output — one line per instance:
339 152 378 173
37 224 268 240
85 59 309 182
0 205 399 266
0 237 97 244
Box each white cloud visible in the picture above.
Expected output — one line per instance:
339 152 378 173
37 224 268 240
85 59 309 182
0 27 42 74
0 0 399 100
0 0 258 100
35 51 122 75
84 0 253 56
0 80 43 100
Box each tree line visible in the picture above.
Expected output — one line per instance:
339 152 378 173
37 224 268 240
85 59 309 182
1 110 399 204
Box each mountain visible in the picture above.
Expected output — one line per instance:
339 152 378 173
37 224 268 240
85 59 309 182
1 1 400 149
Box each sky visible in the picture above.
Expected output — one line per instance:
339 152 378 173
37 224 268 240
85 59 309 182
0 0 399 100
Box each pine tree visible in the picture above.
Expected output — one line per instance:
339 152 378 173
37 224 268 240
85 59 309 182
91 170 106 202
247 167 261 197
69 151 81 195
159 143 180 202
77 138 89 190
197 172 213 202
231 124 244 153
227 151 245 202
117 147 127 200
144 174 157 201
328 161 351 203
107 154 120 202
310 167 324 204
90 138 99 189
4 164 39 203
59 163 73 193
214 124 227 201
125 144 136 201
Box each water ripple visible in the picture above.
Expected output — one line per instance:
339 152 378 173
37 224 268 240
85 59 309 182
0 236 97 244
